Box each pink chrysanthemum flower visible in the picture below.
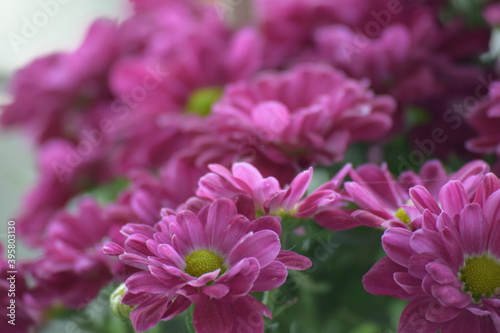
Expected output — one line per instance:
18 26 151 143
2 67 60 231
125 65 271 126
338 160 490 230
197 162 312 215
104 199 311 332
27 198 128 309
363 174 500 332
210 63 395 168
1 19 117 144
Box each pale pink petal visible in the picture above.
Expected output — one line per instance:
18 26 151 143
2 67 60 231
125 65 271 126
228 231 280 268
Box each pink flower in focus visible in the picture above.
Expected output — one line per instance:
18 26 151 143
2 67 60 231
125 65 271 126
197 162 312 215
319 160 490 230
363 174 500 332
103 199 311 332
211 63 395 168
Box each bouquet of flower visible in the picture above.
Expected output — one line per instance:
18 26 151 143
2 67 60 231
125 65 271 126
2 0 500 332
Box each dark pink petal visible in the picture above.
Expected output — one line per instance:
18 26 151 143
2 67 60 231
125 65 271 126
218 215 251 254
451 160 490 199
124 234 153 256
439 226 464 271
102 242 124 256
252 261 287 292
193 300 233 333
345 182 386 211
228 230 280 267
176 210 207 250
156 244 186 269
314 209 360 231
431 285 471 308
130 295 170 332
229 295 271 332
425 299 461 323
408 253 435 279
161 296 191 321
458 203 488 255
122 291 152 305
149 265 189 288
398 297 441 333
217 258 260 296
439 181 469 218
276 250 312 270
426 261 460 286
484 189 500 256
410 186 441 215
411 229 448 260
281 167 313 211
394 272 423 295
188 270 221 287
201 284 230 299
362 257 411 299
351 210 388 228
125 271 170 294
439 309 481 333
119 253 150 270
205 198 238 248
382 228 414 267
473 173 500 207
249 216 282 236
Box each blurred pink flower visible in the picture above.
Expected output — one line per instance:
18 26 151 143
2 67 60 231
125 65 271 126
26 198 128 309
1 19 118 144
17 139 112 246
104 199 311 332
467 82 500 161
211 63 395 169
363 174 500 332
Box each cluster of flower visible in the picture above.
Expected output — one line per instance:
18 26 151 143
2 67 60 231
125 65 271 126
2 0 500 332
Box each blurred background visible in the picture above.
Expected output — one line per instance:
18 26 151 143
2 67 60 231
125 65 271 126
0 0 128 256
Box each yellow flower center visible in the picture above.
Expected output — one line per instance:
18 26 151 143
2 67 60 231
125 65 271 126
184 249 224 277
395 207 411 224
460 255 500 300
186 87 222 116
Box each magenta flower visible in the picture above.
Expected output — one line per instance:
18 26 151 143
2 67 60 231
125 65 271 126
27 198 127 309
211 63 395 168
197 162 312 215
104 199 311 332
1 19 117 144
340 160 490 229
363 174 500 332
17 139 112 246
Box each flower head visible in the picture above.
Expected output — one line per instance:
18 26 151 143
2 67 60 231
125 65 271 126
363 174 500 332
210 63 395 168
197 162 312 215
104 198 311 332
